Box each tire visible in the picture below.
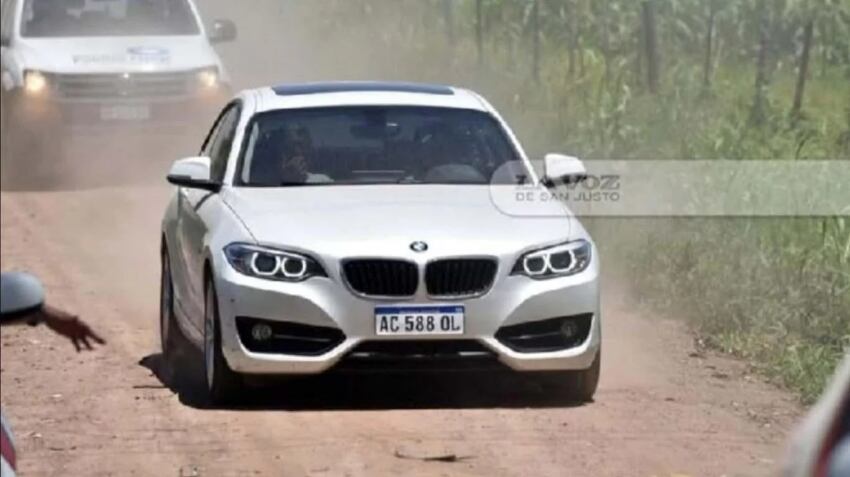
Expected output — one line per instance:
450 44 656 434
160 249 180 361
204 278 242 405
540 350 601 403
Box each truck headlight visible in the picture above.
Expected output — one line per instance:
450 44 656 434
197 67 219 90
224 243 327 282
23 70 48 96
511 240 593 279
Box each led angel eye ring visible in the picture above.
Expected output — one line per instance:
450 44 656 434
280 256 308 279
250 253 281 277
548 250 577 274
523 254 549 276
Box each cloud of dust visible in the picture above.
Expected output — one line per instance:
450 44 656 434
2 0 539 192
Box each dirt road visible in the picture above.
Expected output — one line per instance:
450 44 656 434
0 185 802 476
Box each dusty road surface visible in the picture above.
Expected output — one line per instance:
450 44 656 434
0 185 803 476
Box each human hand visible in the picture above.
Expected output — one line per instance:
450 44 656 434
38 305 106 352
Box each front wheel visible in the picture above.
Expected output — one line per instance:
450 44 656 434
204 278 243 405
539 350 601 403
160 249 180 361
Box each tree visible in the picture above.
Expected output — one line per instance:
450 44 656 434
642 0 661 94
443 0 455 48
567 0 579 78
531 0 541 82
791 18 815 120
751 0 772 124
476 0 485 66
703 0 719 93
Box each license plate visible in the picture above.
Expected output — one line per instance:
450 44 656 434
100 104 150 121
375 305 465 336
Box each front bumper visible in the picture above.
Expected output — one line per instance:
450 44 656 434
215 257 601 376
5 89 227 136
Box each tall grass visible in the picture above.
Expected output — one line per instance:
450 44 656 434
623 218 849 403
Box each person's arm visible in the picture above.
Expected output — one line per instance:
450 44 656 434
1 272 105 351
27 305 106 352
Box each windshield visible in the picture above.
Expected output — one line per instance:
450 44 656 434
238 106 529 187
21 0 200 37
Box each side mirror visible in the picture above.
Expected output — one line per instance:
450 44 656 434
208 19 237 44
167 156 221 192
543 153 587 186
1 272 45 317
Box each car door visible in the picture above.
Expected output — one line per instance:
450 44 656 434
174 102 241 330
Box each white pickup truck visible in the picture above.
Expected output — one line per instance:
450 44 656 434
0 0 236 184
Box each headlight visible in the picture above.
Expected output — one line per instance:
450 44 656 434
511 240 593 279
196 67 219 90
224 243 327 282
23 70 48 95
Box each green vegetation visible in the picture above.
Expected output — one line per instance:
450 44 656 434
308 0 850 402
625 217 849 403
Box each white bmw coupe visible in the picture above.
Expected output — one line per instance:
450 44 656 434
160 82 601 404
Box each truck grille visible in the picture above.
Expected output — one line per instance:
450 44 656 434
49 71 194 100
425 259 498 297
343 260 418 297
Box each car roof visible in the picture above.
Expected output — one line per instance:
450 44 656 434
250 81 490 113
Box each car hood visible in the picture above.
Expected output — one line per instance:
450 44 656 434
222 186 585 258
15 36 220 74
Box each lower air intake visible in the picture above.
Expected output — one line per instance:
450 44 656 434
236 317 345 356
495 314 593 353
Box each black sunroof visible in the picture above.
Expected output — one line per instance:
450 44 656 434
272 81 455 97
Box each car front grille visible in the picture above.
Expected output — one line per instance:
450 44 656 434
343 259 419 297
48 71 195 100
425 259 498 297
342 258 499 298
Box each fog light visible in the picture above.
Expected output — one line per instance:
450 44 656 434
251 323 273 342
561 320 579 339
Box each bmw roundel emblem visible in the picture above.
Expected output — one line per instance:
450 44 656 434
410 241 429 253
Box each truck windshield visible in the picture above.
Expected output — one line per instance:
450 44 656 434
21 0 200 37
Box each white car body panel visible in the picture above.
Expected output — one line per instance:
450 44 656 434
221 186 579 255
